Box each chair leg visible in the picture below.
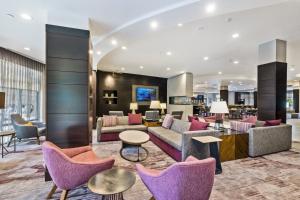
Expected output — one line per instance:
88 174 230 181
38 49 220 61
46 184 57 199
7 135 13 147
37 137 40 145
60 190 69 200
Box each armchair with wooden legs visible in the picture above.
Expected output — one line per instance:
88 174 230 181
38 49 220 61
42 141 115 200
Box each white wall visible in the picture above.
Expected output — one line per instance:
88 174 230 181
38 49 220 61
167 73 193 120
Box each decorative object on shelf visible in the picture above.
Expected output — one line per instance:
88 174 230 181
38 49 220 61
150 100 161 110
103 90 118 104
105 93 109 97
210 101 229 131
160 103 166 115
130 102 138 114
0 92 5 109
111 93 114 97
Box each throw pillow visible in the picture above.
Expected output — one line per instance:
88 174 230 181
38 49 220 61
241 116 257 124
128 113 142 125
188 115 199 122
189 119 209 131
265 119 281 126
117 116 129 125
162 114 174 129
255 120 266 127
198 117 206 122
102 115 117 127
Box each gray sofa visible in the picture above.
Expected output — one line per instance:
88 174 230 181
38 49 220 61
148 119 216 161
248 124 292 157
97 116 147 141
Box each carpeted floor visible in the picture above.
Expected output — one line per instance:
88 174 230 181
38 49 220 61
0 139 300 200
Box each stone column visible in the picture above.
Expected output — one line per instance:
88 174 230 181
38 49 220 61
220 85 229 104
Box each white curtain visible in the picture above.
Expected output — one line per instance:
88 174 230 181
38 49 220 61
0 47 45 131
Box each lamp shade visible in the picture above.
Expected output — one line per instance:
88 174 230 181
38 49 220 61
130 102 138 110
160 103 167 109
210 101 229 114
150 100 161 109
0 92 5 109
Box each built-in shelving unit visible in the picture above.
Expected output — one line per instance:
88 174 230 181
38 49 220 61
103 90 118 104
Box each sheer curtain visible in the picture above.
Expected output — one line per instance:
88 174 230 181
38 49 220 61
0 47 45 131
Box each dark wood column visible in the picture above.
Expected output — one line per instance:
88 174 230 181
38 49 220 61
220 86 228 104
254 91 257 108
257 39 287 123
293 89 299 113
46 24 90 148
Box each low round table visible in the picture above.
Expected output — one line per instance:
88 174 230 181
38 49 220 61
119 130 150 162
88 168 136 200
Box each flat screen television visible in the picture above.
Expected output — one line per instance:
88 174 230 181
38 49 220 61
136 87 157 102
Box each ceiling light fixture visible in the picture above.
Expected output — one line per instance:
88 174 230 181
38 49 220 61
88 50 93 54
230 80 233 83
290 68 295 71
166 67 171 71
206 3 216 13
150 21 158 29
177 23 183 27
121 46 127 50
111 39 118 46
218 71 222 75
296 74 300 78
232 33 239 39
97 51 101 55
24 47 30 51
20 13 32 20
233 60 239 64
140 66 144 69
203 56 209 61
121 67 125 71
166 51 172 56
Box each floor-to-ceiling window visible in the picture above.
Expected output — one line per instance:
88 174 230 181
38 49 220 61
0 47 45 131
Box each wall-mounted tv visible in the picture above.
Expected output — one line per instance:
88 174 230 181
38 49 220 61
132 85 159 105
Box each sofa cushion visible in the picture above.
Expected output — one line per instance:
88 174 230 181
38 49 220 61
241 116 257 124
255 120 266 127
230 121 253 132
170 119 191 133
128 113 142 125
189 119 209 131
162 114 173 129
102 115 117 127
117 116 129 125
265 119 281 126
101 125 125 133
123 125 147 131
148 127 182 150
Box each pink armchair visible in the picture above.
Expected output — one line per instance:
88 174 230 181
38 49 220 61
136 156 215 200
42 141 115 200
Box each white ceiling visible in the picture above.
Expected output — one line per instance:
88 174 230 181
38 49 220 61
1 0 300 92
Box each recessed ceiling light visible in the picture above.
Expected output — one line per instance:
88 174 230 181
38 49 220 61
121 46 127 50
218 71 222 75
140 66 144 69
20 13 32 20
166 51 172 56
180 71 185 73
230 80 233 83
233 60 239 64
177 23 183 27
24 47 30 51
206 3 216 13
226 17 232 23
121 67 125 71
232 33 239 39
296 74 300 78
97 51 101 55
203 56 209 61
111 39 118 46
88 50 93 54
150 21 158 29
166 67 171 71
290 67 295 71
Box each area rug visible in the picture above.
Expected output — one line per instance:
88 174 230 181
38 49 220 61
0 140 300 200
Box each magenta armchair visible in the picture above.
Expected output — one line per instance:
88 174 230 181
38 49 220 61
42 141 115 200
136 156 215 200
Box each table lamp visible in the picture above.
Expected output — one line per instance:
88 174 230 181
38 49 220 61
210 101 229 130
160 103 167 115
150 100 161 110
0 92 5 109
130 102 138 114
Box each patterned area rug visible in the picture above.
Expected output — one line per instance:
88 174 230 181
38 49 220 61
0 140 300 200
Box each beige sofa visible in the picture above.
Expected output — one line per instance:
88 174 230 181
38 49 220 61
97 116 147 142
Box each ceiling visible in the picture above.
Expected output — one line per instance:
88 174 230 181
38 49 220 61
1 0 300 92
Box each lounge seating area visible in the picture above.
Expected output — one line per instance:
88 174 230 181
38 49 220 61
1 1 300 200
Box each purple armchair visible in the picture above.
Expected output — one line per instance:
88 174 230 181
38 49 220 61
42 141 115 200
136 156 215 200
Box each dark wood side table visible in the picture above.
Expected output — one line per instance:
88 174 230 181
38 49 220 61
192 136 223 174
88 168 136 200
0 131 16 158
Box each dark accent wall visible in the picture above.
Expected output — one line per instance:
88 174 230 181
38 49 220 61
293 89 299 113
97 71 167 116
220 90 228 104
46 24 90 148
257 62 287 122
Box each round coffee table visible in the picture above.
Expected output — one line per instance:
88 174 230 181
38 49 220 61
119 130 150 162
88 168 136 200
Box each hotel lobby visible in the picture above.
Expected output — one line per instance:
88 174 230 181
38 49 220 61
1 0 300 200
